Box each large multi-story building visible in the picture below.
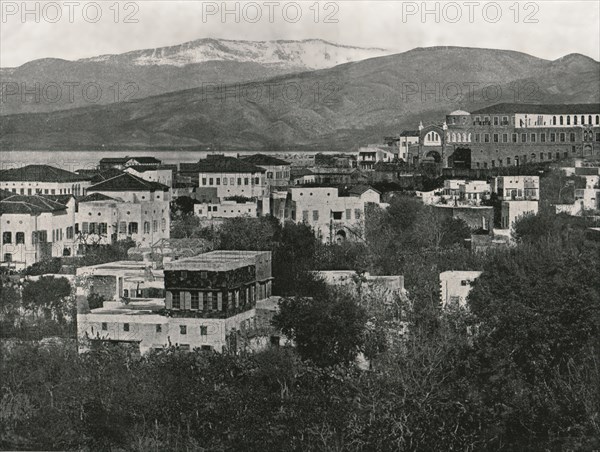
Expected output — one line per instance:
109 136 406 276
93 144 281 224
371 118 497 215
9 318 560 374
273 185 382 243
77 251 277 354
357 145 397 170
79 172 171 247
0 194 78 269
0 165 91 197
241 154 291 188
407 104 600 168
492 175 540 200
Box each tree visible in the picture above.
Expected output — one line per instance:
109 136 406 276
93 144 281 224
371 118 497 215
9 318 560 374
21 276 73 322
273 294 368 367
170 196 198 217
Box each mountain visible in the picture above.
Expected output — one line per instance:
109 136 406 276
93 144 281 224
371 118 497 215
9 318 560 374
0 39 390 115
1 47 598 152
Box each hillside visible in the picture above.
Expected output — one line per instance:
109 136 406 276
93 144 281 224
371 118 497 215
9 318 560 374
0 38 390 115
1 47 598 152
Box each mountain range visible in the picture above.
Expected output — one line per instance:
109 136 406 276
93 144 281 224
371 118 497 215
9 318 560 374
0 38 390 115
0 41 598 152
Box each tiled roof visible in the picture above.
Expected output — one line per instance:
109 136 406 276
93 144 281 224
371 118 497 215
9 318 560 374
0 189 14 200
90 169 125 184
291 168 314 177
126 165 174 173
131 157 162 164
242 154 291 166
196 156 265 174
348 185 380 196
0 165 91 182
471 103 600 115
42 194 74 206
0 195 68 215
88 173 169 192
99 157 129 164
79 192 119 202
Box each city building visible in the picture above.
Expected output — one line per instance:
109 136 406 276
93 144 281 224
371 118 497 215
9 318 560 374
98 156 162 171
241 154 291 188
357 145 397 170
125 165 174 188
290 168 316 185
274 186 382 243
314 270 408 301
500 200 539 230
399 130 420 162
80 173 171 246
0 194 77 269
77 251 277 354
492 175 539 200
308 167 363 185
0 164 91 196
440 271 482 308
432 205 494 231
194 199 259 219
195 156 267 200
408 104 600 168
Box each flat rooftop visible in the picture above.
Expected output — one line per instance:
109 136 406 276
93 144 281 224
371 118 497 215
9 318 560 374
164 250 270 271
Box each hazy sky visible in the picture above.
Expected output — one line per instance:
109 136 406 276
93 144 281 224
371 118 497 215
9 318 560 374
2 0 599 67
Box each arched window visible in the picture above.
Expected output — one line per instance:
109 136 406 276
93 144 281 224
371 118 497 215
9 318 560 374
143 222 150 234
462 133 467 142
161 218 167 231
552 116 557 125
566 116 570 125
596 115 599 125
574 116 578 125
581 115 585 124
589 115 593 124
451 133 456 142
559 116 564 125
467 133 472 142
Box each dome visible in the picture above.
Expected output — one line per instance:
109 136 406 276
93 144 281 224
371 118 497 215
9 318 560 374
449 110 470 116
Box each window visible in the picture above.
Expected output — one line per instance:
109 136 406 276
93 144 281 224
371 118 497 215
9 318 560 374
559 116 564 125
202 178 206 186
530 133 536 142
128 222 138 234
566 116 571 125
255 177 260 185
153 220 157 232
355 209 361 220
502 133 508 143
144 221 150 233
560 133 566 142
332 211 343 220
180 325 187 335
484 134 490 143
570 132 576 142
512 133 518 143
3 253 12 262
506 157 511 165
541 133 546 142
244 178 249 185
191 292 199 310
493 116 499 125
123 323 129 332
161 218 166 231
345 209 351 220
119 221 126 233
66 226 74 239
156 324 162 333
209 178 213 185
521 133 527 143
200 271 208 279
16 232 25 244
201 345 212 351
90 222 98 234
302 210 309 222
540 152 545 160
550 133 556 142
2 232 12 244
172 292 181 309
581 115 585 124
312 210 319 221
200 326 208 336
102 322 107 331
216 178 220 185
493 134 499 143
237 178 241 185
82 222 89 234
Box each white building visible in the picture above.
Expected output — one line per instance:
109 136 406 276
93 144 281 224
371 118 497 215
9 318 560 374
492 175 540 200
0 164 91 197
501 200 539 230
77 251 279 354
194 199 259 219
277 185 383 243
80 173 171 247
125 166 173 188
440 271 482 308
399 131 420 162
241 154 291 188
0 194 78 269
196 156 267 200
357 146 396 170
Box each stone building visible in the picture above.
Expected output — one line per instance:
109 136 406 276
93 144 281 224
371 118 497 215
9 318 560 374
0 164 91 197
